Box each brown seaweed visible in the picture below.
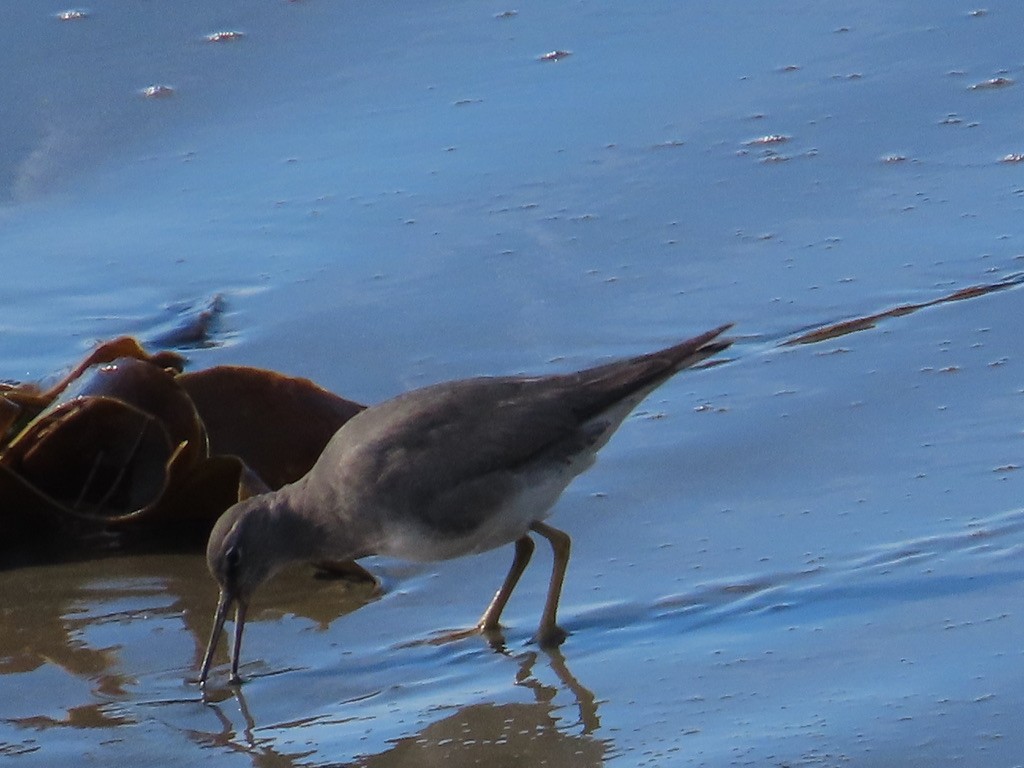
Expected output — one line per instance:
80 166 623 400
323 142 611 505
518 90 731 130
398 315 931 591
179 365 364 489
783 274 1024 346
0 338 365 565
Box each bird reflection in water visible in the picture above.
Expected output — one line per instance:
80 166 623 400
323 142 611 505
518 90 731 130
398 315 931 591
196 647 608 768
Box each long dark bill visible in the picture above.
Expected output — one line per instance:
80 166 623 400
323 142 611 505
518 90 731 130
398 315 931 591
199 590 233 684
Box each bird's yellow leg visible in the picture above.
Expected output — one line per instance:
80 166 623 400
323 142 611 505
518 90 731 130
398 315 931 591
477 535 536 632
529 521 571 647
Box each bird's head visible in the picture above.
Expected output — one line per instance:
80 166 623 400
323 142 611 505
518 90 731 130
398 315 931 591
198 495 287 685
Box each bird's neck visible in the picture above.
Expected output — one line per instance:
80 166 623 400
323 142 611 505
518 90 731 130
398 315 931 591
268 477 369 564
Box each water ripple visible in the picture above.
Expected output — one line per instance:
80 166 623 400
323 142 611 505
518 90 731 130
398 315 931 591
570 508 1024 638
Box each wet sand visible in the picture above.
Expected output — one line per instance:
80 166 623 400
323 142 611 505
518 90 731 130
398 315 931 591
2 2 1023 765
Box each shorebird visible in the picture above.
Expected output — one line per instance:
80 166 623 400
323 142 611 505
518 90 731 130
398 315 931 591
198 324 732 684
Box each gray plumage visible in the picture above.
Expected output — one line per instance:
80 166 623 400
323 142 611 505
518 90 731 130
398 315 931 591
199 324 732 684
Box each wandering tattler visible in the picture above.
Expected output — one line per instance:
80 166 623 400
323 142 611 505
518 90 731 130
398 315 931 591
198 324 732 684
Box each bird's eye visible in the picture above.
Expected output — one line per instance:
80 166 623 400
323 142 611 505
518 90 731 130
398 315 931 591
224 545 242 579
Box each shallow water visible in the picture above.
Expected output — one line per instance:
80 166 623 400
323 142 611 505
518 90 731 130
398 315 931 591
2 1 1023 766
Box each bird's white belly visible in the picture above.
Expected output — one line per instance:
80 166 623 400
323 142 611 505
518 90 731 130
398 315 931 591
379 464 583 563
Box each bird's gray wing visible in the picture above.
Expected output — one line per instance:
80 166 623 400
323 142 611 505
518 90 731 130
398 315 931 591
320 325 732 534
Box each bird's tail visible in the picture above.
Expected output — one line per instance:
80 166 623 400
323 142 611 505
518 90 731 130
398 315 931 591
567 324 734 422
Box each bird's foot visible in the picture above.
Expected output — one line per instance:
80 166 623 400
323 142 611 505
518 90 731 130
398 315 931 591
531 624 569 649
